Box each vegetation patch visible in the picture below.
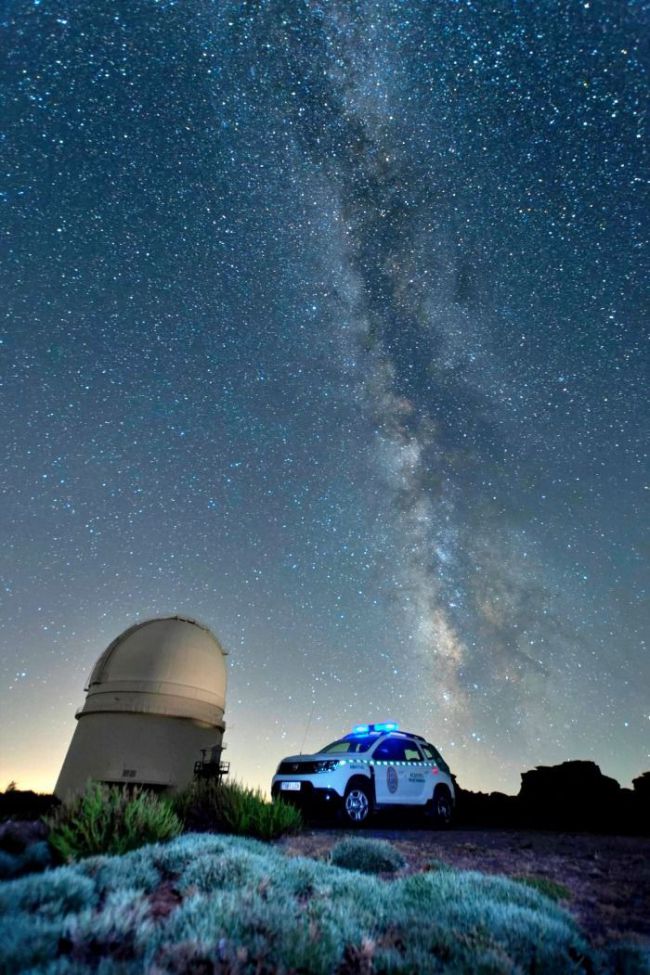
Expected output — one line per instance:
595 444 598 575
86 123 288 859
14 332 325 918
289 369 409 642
513 875 572 902
0 819 53 880
173 778 302 840
46 783 182 860
0 832 617 974
7 777 300 879
330 837 406 874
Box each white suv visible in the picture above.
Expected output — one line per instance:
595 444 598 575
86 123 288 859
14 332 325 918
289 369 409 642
271 723 455 826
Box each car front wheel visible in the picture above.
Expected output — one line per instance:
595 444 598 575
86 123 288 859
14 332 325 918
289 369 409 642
342 783 372 825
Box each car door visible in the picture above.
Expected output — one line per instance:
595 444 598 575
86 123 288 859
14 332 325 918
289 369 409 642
401 739 428 803
420 742 447 800
372 737 425 805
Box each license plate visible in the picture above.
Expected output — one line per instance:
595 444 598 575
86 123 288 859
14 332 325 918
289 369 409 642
280 781 301 791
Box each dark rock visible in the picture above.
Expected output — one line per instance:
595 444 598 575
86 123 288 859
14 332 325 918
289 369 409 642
455 763 650 834
518 761 621 831
633 771 650 800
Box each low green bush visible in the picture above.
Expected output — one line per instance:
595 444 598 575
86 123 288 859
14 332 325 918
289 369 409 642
0 833 611 975
0 820 53 879
0 864 97 919
174 778 302 840
330 837 405 874
46 783 182 861
513 875 572 902
0 850 20 880
79 846 163 895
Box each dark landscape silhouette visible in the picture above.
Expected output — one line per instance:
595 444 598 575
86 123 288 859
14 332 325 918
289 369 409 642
455 761 650 835
2 759 648 841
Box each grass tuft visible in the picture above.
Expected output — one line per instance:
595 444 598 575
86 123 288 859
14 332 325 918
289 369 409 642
46 783 182 861
173 778 302 840
330 837 406 874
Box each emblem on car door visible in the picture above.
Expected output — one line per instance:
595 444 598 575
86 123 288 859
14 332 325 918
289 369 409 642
386 766 398 793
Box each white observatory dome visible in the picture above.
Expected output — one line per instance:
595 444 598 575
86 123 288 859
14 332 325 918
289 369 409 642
55 616 228 798
82 616 227 724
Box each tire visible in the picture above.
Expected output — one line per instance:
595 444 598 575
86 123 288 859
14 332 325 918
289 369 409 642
342 781 372 826
430 787 453 828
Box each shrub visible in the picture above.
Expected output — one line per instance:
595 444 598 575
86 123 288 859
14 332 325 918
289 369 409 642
513 875 572 902
21 840 53 872
46 783 182 860
0 819 53 879
174 778 302 840
0 850 20 880
0 842 53 881
0 834 605 975
0 818 49 853
79 847 162 894
0 914 67 974
330 837 406 874
0 865 97 918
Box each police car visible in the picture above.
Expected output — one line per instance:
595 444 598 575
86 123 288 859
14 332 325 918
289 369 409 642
271 723 455 826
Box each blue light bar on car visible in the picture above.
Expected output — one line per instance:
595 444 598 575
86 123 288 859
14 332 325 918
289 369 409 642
352 722 399 734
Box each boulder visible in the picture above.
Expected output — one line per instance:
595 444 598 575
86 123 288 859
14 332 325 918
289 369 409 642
518 761 621 830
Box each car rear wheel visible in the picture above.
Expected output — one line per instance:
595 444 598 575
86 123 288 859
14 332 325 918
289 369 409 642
430 788 453 828
343 783 372 826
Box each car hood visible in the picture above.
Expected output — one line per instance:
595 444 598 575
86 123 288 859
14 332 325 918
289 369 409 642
278 752 343 764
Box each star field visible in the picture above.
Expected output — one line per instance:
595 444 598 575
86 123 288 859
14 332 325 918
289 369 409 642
1 0 648 794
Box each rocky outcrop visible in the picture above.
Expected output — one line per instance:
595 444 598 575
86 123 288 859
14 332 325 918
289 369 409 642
456 762 649 834
518 760 621 830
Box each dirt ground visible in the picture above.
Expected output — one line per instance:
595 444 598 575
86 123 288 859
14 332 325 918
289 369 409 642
276 826 650 949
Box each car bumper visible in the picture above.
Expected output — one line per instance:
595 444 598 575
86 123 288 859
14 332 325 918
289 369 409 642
271 780 342 812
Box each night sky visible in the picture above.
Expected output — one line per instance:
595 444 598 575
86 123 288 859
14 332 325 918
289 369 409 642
2 0 648 795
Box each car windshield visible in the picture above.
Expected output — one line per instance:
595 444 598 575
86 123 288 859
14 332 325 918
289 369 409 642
318 735 379 754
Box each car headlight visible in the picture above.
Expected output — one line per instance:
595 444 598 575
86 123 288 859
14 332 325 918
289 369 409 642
314 760 340 773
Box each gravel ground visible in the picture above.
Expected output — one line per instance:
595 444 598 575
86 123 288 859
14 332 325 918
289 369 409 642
277 825 650 949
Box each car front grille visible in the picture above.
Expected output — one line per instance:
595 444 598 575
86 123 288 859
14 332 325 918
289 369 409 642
277 761 323 775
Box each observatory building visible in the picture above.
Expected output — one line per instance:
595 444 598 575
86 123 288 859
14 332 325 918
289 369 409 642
55 616 227 799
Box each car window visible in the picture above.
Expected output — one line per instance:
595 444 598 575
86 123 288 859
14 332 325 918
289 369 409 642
372 737 422 762
373 738 404 761
422 742 450 772
404 743 423 761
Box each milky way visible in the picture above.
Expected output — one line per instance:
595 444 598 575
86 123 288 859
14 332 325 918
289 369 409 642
1 0 648 793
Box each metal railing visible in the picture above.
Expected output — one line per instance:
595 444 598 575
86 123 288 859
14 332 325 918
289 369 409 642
193 759 230 781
